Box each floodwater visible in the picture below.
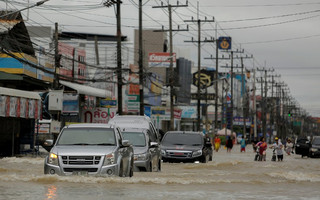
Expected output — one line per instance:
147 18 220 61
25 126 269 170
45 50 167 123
0 145 319 200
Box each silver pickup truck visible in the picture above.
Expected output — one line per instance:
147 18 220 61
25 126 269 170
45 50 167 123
44 123 134 177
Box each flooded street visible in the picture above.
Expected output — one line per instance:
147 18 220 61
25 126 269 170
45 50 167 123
0 145 319 200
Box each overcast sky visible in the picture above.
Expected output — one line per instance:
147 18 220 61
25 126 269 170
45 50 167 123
2 0 320 117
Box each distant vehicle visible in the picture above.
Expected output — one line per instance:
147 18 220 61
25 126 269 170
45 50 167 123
108 115 160 143
295 137 310 157
309 136 320 158
121 127 161 172
44 123 134 177
160 131 212 163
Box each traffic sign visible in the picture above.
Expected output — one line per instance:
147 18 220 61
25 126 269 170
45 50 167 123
218 37 232 50
191 93 215 100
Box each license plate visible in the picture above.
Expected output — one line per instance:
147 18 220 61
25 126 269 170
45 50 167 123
72 171 88 176
174 152 184 156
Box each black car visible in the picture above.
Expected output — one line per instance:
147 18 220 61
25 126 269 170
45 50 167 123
160 131 212 163
295 137 310 157
309 136 320 158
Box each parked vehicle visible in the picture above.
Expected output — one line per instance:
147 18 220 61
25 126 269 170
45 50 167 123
44 123 134 177
160 131 212 163
295 137 310 157
121 128 161 172
108 115 160 143
309 136 320 158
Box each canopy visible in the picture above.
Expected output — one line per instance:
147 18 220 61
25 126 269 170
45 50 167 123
60 80 112 98
216 128 236 138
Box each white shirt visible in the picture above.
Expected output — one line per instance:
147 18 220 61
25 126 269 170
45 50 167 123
273 142 283 155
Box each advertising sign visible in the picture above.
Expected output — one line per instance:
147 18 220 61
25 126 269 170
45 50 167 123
82 107 116 123
192 69 215 89
62 93 79 114
148 52 176 68
179 106 198 119
218 37 232 50
128 64 140 95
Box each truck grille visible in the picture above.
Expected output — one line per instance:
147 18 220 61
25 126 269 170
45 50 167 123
64 168 98 173
61 156 101 165
166 150 192 158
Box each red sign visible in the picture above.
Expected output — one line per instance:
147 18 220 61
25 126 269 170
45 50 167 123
148 52 176 68
174 108 182 120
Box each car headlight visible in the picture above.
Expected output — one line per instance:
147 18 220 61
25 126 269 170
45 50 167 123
48 153 59 166
103 153 115 166
310 148 318 152
161 149 166 156
134 153 148 161
192 149 202 157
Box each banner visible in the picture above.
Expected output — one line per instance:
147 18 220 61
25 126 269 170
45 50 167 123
0 96 6 117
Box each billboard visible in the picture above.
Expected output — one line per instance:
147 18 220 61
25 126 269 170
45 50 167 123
148 52 176 68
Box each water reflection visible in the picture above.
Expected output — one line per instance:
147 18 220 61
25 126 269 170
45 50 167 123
46 185 57 200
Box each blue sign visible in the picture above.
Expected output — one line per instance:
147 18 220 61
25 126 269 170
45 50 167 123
152 109 165 115
218 37 232 50
144 106 151 117
100 99 117 107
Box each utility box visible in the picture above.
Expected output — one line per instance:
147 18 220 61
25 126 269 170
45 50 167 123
48 90 63 111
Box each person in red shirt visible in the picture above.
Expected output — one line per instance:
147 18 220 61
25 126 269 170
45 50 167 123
256 137 267 161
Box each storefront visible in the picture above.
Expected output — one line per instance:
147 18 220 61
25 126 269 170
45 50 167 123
0 87 41 156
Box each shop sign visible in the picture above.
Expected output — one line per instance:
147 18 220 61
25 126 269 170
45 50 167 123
82 107 116 123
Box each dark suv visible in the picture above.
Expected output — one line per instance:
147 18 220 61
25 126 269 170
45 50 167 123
160 131 212 163
309 136 320 158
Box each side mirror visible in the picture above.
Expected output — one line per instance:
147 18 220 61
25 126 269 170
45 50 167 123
122 140 130 147
150 142 159 147
44 139 54 147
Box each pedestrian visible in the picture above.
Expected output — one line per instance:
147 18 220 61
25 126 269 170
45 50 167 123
226 136 233 152
213 135 221 152
270 137 284 161
256 137 267 161
252 138 258 153
285 138 294 155
240 136 246 152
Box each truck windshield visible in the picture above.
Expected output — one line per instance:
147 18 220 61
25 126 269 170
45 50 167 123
57 128 116 145
122 131 146 147
313 138 320 145
162 133 202 146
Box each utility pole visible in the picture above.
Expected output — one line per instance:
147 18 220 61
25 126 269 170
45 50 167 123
139 0 144 115
153 1 188 131
253 68 257 140
257 67 274 139
104 0 123 114
204 54 230 132
221 50 246 136
184 6 214 132
54 22 59 90
116 0 122 115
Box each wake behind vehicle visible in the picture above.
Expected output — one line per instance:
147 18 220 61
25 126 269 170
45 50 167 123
160 131 212 163
44 123 134 177
121 128 161 172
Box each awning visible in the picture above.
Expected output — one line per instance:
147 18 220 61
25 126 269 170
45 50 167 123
59 80 112 98
0 86 41 100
